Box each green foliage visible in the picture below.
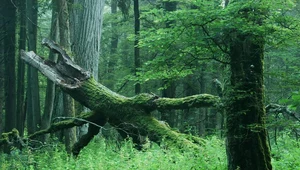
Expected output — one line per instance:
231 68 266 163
0 136 227 170
2 135 299 169
128 0 300 85
271 134 300 169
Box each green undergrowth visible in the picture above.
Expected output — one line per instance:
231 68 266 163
0 136 226 170
271 134 300 170
1 135 299 170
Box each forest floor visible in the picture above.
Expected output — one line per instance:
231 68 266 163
0 134 299 170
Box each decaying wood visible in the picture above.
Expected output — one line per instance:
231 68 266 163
2 38 221 155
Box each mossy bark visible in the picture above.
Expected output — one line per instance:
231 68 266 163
226 33 272 170
5 39 220 155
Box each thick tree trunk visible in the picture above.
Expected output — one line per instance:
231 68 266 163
26 0 41 134
3 0 17 133
226 32 272 170
69 0 105 139
0 9 5 136
223 2 272 169
70 0 104 81
0 29 3 136
19 39 220 155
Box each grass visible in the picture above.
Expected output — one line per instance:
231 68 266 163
0 136 226 170
0 135 299 170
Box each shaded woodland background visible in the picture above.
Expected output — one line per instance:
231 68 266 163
1 0 300 169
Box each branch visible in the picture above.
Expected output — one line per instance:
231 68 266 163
266 103 300 122
154 94 220 111
12 38 221 153
21 38 220 112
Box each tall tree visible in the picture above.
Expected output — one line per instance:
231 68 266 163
58 0 77 153
160 0 177 127
225 1 272 169
70 0 103 82
111 0 118 54
16 0 27 136
41 0 59 142
3 0 17 132
0 56 3 136
0 19 4 135
26 0 41 134
134 0 141 94
69 0 105 153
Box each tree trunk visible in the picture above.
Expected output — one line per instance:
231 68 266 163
160 0 177 128
19 40 220 155
41 0 59 142
110 0 118 54
58 0 77 153
16 0 27 137
3 0 17 132
182 75 199 134
105 0 119 90
70 0 103 81
226 20 272 170
0 21 4 136
26 0 41 134
69 0 105 141
134 0 141 94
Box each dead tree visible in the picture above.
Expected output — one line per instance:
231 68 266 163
2 38 220 155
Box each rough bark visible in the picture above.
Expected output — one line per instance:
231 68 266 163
0 8 4 136
3 0 17 133
226 27 272 170
0 27 3 136
221 2 272 169
17 38 220 155
70 0 104 81
69 0 105 138
26 0 41 134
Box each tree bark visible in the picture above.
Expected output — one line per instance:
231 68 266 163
110 0 118 55
19 39 220 155
3 0 17 132
26 0 41 134
70 0 104 81
0 6 5 136
56 0 77 153
134 0 141 94
41 0 59 142
69 0 105 139
16 0 27 137
0 28 3 136
226 17 272 170
160 0 178 128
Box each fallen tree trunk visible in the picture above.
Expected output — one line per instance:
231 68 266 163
2 38 220 155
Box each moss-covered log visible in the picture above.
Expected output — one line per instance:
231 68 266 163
1 38 220 155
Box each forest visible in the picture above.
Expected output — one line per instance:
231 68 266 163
0 0 300 169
